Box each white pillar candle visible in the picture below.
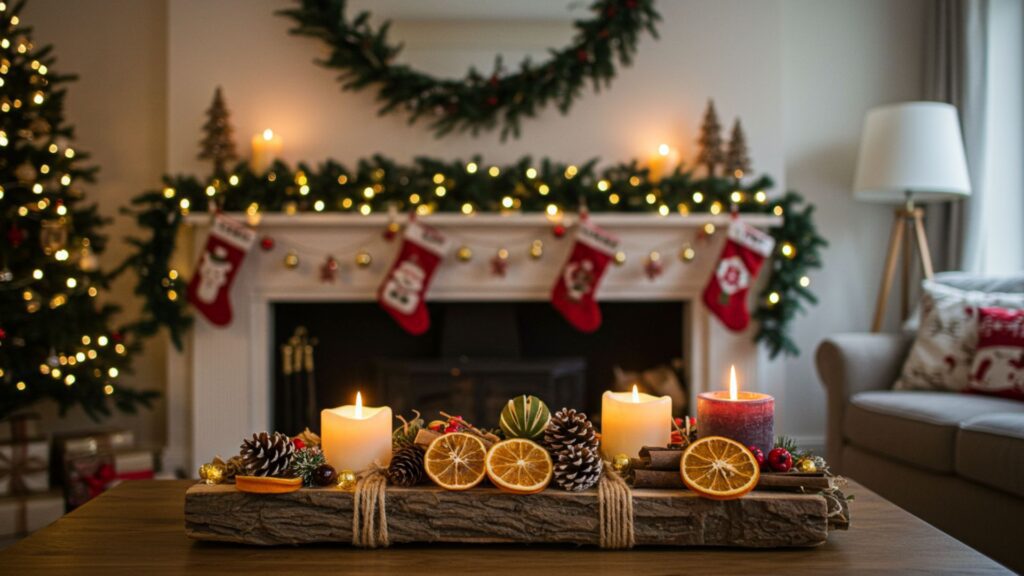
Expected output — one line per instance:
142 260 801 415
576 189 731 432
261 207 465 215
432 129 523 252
601 385 672 459
321 392 393 473
250 128 283 174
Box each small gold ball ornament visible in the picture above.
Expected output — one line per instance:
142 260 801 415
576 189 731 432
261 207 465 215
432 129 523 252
198 462 225 485
337 469 357 491
797 458 818 474
528 239 543 260
355 251 373 268
614 251 627 266
386 221 401 236
284 250 300 269
679 243 696 262
456 245 473 262
611 453 631 474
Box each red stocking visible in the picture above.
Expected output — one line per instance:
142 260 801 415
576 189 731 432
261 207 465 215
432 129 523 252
551 218 619 333
378 221 450 335
187 214 256 326
703 220 775 331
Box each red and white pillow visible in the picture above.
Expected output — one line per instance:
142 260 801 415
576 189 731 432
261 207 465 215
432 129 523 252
894 281 1024 393
967 307 1024 400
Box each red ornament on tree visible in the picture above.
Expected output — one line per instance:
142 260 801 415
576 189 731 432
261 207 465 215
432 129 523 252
260 236 275 251
0 327 6 341
552 223 567 239
576 49 590 63
486 95 499 107
320 256 339 283
112 331 124 343
6 223 26 248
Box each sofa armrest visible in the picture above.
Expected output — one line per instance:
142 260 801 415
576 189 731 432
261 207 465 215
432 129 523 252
815 333 913 471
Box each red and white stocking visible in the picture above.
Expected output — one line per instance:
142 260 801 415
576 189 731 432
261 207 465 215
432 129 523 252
551 218 619 333
187 214 256 327
703 220 775 331
378 220 450 335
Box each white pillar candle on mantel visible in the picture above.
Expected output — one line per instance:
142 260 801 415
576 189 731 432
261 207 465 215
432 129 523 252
321 392 393 473
250 128 283 174
601 385 672 459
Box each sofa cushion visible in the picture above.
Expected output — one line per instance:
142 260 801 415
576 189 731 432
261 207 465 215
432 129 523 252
956 413 1024 498
845 391 1024 472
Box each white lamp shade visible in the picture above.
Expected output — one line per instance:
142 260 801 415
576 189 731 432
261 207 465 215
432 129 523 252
853 102 971 203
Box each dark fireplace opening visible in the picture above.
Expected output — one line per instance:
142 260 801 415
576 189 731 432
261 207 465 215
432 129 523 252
272 301 685 434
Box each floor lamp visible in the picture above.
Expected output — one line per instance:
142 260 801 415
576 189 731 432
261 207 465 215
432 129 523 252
852 102 972 332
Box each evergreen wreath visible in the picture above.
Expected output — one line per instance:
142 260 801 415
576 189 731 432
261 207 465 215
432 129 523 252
278 0 661 140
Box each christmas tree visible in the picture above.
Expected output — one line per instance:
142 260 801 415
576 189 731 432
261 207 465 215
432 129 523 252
725 119 751 180
197 87 237 177
0 1 154 419
697 100 724 176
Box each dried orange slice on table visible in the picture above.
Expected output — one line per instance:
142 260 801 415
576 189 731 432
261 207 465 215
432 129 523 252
425 432 487 490
680 436 760 500
485 438 553 494
235 475 303 494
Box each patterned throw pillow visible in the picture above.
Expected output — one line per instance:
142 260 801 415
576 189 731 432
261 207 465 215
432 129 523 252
894 281 1024 392
968 307 1024 400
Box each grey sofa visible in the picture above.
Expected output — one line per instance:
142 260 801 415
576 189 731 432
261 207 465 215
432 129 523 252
816 274 1024 573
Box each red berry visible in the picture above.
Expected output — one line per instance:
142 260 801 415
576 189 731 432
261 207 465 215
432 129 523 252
292 438 305 450
748 445 765 469
260 236 275 251
767 447 793 472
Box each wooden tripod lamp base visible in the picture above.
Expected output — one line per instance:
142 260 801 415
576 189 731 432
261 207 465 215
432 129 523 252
871 205 935 332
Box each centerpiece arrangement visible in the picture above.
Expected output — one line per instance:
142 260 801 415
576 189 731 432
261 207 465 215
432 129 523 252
186 367 849 549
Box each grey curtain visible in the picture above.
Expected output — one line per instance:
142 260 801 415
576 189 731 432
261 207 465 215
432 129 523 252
924 0 988 272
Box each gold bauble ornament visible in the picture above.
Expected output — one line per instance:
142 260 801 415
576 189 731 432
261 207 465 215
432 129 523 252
198 462 225 485
355 251 373 268
613 251 627 266
679 243 696 262
337 469 357 491
797 458 817 474
284 250 300 269
456 245 473 262
386 221 401 236
611 453 631 474
528 239 543 260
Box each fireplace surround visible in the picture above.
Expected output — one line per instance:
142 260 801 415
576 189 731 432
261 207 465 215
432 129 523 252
166 212 780 473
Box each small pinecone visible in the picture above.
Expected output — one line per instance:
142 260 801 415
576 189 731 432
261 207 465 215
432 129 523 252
553 445 602 492
386 445 425 487
544 408 598 453
240 431 295 477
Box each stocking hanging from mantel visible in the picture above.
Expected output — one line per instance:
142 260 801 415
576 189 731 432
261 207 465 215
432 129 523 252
187 213 256 327
703 219 775 332
378 219 451 335
550 216 619 333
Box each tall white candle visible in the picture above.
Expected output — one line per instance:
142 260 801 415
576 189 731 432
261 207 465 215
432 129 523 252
601 385 672 459
321 392 392 473
250 128 283 174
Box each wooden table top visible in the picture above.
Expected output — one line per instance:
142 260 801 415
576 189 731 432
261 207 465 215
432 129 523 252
0 480 1009 575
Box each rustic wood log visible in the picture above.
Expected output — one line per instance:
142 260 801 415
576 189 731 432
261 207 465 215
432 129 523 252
185 483 842 548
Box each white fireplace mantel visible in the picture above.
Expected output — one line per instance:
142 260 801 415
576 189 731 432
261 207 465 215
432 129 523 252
165 212 782 473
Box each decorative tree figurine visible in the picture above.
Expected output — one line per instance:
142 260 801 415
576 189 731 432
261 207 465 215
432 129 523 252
725 119 752 181
198 87 238 176
697 100 725 176
0 3 154 419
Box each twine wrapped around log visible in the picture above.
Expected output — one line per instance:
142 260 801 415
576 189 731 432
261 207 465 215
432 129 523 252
597 463 635 549
352 468 389 548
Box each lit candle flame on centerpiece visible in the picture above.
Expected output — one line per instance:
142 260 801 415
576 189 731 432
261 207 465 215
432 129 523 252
729 365 738 400
355 391 363 419
632 384 640 403
262 128 275 141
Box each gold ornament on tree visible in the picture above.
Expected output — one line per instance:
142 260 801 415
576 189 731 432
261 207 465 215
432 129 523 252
78 239 98 272
725 119 751 181
697 100 725 177
40 217 69 256
197 87 239 176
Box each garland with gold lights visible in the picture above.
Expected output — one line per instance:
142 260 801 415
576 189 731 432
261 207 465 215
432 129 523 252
117 156 825 357
278 0 661 140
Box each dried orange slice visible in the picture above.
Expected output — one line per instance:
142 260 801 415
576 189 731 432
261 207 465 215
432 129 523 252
485 438 553 494
235 475 303 494
680 436 760 500
424 432 487 490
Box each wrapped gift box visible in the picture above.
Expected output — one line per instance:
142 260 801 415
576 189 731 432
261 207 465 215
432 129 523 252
0 491 64 537
64 449 155 509
0 439 49 496
0 413 41 443
51 429 134 487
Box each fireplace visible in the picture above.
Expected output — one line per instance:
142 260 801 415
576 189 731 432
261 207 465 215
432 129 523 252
272 301 685 432
170 212 779 473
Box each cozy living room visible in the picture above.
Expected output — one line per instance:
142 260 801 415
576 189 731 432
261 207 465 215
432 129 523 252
0 0 1021 574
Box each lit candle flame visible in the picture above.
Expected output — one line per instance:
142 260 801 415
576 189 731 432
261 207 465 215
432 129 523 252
658 143 671 157
729 365 738 401
262 128 274 141
632 384 640 403
355 391 363 419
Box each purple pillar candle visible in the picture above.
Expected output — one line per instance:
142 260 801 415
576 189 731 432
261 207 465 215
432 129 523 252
696 368 774 455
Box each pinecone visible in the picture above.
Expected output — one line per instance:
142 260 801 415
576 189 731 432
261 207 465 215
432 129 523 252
544 408 598 453
290 446 327 486
240 431 295 477
553 445 602 491
386 445 425 487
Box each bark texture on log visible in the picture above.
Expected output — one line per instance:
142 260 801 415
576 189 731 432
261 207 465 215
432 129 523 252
185 484 839 548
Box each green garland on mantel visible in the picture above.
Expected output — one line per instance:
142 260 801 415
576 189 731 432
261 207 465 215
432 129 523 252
115 156 825 357
278 0 661 139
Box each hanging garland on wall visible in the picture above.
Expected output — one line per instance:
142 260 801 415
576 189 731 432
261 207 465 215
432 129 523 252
116 154 824 357
277 0 661 139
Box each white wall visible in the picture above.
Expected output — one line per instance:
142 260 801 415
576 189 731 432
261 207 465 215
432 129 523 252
25 0 927 449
